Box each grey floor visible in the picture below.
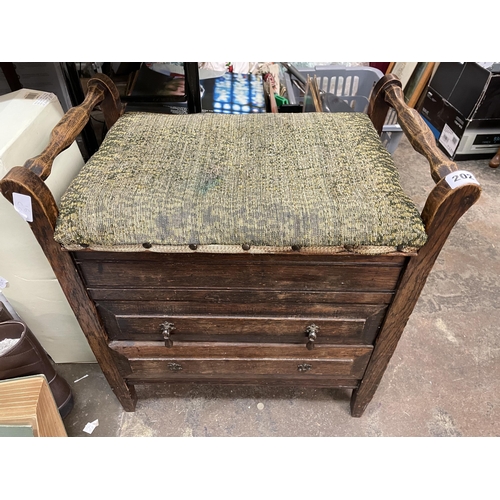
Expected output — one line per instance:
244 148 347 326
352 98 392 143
55 135 500 437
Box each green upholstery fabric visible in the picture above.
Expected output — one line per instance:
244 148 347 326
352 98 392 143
54 111 427 253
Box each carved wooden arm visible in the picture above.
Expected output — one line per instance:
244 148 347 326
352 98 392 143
24 74 124 181
368 74 481 235
369 74 457 184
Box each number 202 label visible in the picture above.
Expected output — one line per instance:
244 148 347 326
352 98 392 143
445 170 479 190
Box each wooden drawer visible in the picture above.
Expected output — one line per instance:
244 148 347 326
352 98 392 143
110 341 373 381
75 252 405 292
97 302 387 344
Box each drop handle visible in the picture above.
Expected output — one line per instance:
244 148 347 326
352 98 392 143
160 321 176 348
168 362 182 372
305 324 319 350
297 363 312 372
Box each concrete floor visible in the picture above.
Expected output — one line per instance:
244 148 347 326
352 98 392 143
54 134 500 437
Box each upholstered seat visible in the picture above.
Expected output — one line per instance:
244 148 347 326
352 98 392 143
54 111 427 254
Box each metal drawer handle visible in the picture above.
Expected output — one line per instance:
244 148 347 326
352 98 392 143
297 363 312 372
305 324 319 350
160 321 176 348
168 362 182 372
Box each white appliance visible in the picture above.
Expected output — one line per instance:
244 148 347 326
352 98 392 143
0 88 95 362
455 128 500 157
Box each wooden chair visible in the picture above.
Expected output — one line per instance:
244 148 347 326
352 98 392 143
0 73 481 417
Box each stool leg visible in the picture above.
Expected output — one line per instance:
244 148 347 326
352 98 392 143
489 146 500 168
1 167 138 412
351 182 481 417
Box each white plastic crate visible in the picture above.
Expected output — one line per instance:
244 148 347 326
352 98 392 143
283 65 403 154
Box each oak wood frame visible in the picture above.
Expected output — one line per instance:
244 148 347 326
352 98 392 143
0 73 481 417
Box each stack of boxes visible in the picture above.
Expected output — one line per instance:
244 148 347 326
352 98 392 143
418 62 500 160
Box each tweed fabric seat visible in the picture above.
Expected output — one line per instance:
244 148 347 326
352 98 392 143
54 111 427 254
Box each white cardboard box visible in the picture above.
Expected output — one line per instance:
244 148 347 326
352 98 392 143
0 88 95 362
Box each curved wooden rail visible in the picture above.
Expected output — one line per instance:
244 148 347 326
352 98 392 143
0 74 135 411
369 74 458 183
353 73 483 417
23 74 123 181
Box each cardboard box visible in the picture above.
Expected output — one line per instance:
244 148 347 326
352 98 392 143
0 375 67 437
418 62 500 160
0 62 74 112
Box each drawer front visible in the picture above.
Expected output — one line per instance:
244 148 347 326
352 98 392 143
130 358 364 378
76 253 405 292
110 341 373 381
97 303 387 344
118 315 364 344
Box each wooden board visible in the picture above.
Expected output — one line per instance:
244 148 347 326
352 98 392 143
0 375 67 437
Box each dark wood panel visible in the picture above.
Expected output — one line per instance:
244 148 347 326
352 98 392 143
75 254 401 292
78 260 403 291
87 288 395 305
109 340 372 359
115 315 365 344
74 251 408 265
125 374 360 388
97 300 386 317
